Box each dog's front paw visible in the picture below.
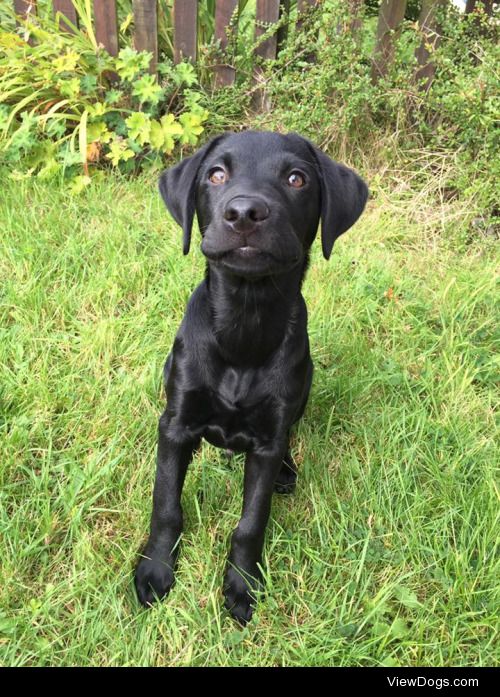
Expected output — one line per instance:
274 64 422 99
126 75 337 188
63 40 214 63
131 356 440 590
223 565 262 625
135 555 175 607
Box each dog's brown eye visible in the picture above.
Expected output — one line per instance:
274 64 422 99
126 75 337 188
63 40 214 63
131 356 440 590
288 172 305 188
208 168 228 185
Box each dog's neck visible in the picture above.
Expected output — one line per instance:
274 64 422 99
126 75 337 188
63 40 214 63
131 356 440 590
206 264 305 366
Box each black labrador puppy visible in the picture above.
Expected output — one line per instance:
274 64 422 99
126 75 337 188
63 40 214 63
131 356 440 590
135 131 368 624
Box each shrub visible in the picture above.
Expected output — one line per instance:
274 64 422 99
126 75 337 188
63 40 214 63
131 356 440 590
202 1 498 217
0 7 208 191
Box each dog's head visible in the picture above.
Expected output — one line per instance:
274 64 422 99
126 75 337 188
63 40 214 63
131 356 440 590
159 131 368 278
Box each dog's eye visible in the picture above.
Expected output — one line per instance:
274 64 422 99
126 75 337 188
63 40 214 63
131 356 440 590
208 168 228 185
288 171 305 188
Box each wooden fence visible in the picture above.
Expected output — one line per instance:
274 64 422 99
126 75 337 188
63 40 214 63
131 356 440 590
12 1 320 81
11 1 495 92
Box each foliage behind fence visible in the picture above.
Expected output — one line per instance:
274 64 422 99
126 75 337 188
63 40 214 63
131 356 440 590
9 1 496 90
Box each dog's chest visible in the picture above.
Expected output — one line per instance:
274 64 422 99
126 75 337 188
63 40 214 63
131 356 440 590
201 364 272 451
217 365 255 407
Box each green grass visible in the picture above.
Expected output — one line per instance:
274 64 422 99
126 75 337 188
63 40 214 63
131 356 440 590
0 163 498 666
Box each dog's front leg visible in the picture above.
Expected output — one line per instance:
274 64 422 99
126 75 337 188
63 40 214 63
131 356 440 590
135 413 198 607
223 447 285 624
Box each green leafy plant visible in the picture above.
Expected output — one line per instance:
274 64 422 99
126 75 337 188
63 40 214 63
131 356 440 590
215 0 498 218
0 6 209 189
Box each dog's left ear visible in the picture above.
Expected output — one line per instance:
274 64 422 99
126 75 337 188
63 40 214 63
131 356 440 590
159 134 228 255
310 146 369 260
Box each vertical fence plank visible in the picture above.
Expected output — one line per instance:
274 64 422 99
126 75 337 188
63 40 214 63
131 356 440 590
465 0 495 14
296 0 317 29
214 0 238 86
348 0 363 35
133 0 158 73
93 0 119 56
466 0 495 14
53 0 79 33
13 0 36 19
277 0 291 54
13 0 37 43
414 0 447 91
336 1 363 43
255 0 280 60
296 0 319 63
371 0 407 82
465 0 494 38
252 1 280 111
174 0 198 63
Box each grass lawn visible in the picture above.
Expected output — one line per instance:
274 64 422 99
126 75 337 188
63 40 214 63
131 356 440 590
1 163 498 666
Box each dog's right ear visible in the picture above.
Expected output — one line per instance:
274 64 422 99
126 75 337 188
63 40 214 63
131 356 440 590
308 146 369 260
159 134 228 255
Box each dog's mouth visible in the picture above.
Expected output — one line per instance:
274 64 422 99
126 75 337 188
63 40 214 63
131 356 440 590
203 243 301 278
231 245 262 257
201 242 274 261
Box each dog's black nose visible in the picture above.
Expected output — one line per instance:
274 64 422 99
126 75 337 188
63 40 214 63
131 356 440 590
223 196 270 233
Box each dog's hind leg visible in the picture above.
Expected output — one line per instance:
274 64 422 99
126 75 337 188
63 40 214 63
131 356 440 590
273 360 312 494
274 449 297 494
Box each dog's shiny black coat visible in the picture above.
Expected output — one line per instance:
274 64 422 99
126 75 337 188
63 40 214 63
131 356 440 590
135 131 368 623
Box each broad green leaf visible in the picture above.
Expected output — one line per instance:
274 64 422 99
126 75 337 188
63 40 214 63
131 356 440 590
390 617 409 639
68 174 91 195
37 158 62 180
87 102 108 118
86 121 112 144
115 47 152 81
104 89 123 105
45 119 67 139
381 657 399 667
371 621 391 638
178 112 205 146
106 137 135 167
173 62 198 88
125 112 151 145
159 114 183 153
52 50 80 73
57 78 80 99
80 74 98 95
149 120 165 150
394 586 422 609
132 74 163 105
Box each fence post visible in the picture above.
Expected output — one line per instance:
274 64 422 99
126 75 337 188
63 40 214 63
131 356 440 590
296 0 319 63
13 0 37 43
133 0 158 73
465 0 495 38
414 0 447 92
93 0 119 56
348 0 363 35
173 0 198 63
214 0 238 86
255 0 281 60
277 0 291 54
252 0 281 111
13 0 36 19
465 0 494 15
371 0 408 82
53 0 79 33
296 0 318 31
